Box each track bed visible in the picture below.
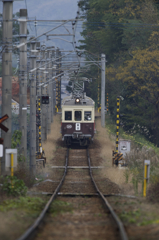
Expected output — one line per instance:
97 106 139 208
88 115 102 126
31 148 127 240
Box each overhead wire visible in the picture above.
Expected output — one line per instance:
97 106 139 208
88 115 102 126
24 0 33 32
25 21 159 29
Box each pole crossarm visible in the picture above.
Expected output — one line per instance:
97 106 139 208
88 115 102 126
38 72 64 87
47 34 74 36
47 37 73 44
60 61 104 63
14 19 77 49
16 19 84 22
29 51 75 73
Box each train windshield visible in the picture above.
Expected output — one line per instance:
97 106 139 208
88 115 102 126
75 111 82 121
65 111 72 121
84 111 92 121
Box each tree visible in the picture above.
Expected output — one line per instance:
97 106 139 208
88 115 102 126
107 31 159 145
78 0 159 146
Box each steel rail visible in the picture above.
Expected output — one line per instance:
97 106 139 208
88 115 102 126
87 148 128 240
16 148 69 240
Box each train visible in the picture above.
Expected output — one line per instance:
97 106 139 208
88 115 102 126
61 93 95 146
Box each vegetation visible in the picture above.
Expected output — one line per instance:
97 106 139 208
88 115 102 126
105 114 159 198
1 176 27 197
49 200 73 216
0 196 46 212
11 130 22 149
78 0 159 146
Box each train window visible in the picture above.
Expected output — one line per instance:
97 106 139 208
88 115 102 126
65 111 72 121
84 111 92 121
75 111 82 121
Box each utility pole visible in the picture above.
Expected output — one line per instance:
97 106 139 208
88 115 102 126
41 46 47 142
30 41 37 175
36 42 41 96
36 42 41 153
48 48 53 123
1 0 13 174
53 49 56 115
101 54 106 127
46 49 51 134
50 50 53 122
58 50 62 109
56 48 61 111
51 49 55 120
19 9 27 160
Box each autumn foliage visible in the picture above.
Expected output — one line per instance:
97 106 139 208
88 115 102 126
79 0 159 146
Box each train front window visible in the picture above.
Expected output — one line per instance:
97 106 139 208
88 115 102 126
75 111 82 121
65 111 72 121
84 111 92 121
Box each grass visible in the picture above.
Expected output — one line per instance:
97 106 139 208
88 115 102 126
120 209 141 224
0 196 47 212
138 219 159 226
105 115 159 197
49 200 73 216
119 208 159 226
105 115 159 154
0 197 72 218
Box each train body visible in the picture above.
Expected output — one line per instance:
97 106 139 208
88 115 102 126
61 94 95 146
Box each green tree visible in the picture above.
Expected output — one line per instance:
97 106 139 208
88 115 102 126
78 0 159 146
107 31 159 145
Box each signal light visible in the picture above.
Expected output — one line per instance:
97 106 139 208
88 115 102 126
41 96 49 104
75 98 80 104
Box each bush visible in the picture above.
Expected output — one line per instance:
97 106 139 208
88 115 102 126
147 181 159 203
0 196 46 212
2 176 28 197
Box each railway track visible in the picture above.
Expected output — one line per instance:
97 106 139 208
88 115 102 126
17 147 128 240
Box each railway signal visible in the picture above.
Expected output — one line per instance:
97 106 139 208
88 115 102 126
41 96 49 104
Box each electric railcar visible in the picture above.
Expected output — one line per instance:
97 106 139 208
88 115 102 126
61 93 95 146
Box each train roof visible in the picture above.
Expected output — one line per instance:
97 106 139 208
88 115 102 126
62 94 94 106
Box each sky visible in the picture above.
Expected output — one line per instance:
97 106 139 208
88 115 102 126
12 0 79 20
9 0 83 49
0 0 84 66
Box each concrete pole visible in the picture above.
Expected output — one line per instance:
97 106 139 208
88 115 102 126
36 42 41 152
19 9 27 160
58 50 61 109
36 42 41 96
52 50 56 116
48 49 53 123
49 50 53 123
51 49 55 120
30 41 37 175
56 48 61 110
1 0 13 174
101 54 106 127
55 49 58 112
50 50 53 122
41 46 47 142
45 50 49 135
46 49 51 134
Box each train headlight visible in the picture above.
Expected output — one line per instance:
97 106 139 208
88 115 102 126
75 98 80 103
